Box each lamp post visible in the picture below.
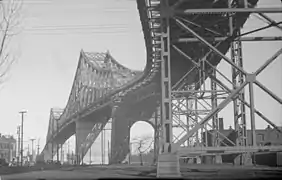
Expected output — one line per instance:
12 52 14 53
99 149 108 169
19 111 27 166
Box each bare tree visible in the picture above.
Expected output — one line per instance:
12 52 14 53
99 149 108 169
132 135 153 166
0 0 22 85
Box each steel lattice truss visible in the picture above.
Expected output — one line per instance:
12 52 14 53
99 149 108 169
44 50 142 155
42 0 282 166
46 108 64 142
139 0 282 163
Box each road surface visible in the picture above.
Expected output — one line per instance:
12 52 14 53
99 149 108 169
1 164 281 179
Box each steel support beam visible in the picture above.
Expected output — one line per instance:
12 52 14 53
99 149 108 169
178 145 282 156
211 69 219 147
160 0 173 153
176 36 282 43
174 18 247 75
154 108 160 164
228 0 248 164
175 80 249 147
176 8 282 14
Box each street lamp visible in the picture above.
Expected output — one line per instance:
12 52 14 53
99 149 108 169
19 110 27 166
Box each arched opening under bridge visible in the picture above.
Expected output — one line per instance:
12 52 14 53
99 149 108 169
129 120 155 165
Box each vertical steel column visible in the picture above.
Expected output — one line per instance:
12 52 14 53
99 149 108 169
249 78 257 146
186 98 190 146
154 108 159 163
211 69 219 147
205 121 208 147
200 60 205 147
101 127 104 165
160 0 173 152
197 59 205 147
228 0 247 149
195 98 199 146
201 124 204 146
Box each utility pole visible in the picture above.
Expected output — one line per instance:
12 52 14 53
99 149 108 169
19 111 27 166
30 138 35 162
17 126 20 166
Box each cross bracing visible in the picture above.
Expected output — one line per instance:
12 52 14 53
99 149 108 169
41 0 282 173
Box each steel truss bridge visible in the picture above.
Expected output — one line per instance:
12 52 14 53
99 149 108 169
41 0 282 177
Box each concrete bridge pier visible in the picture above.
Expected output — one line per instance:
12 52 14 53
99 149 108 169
42 142 53 161
75 119 97 164
110 111 130 164
41 140 61 162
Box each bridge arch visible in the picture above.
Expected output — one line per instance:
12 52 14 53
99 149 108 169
128 120 156 165
130 119 155 131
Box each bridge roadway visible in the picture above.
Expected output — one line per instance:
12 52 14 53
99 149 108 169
1 164 282 180
41 0 260 164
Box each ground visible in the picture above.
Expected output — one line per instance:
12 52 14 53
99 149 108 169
1 164 281 180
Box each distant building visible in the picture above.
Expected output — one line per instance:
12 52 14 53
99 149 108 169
0 133 17 163
203 118 282 146
201 119 282 166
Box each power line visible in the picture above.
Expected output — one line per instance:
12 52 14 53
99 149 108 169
23 0 135 5
22 24 141 34
22 30 143 36
24 27 132 31
29 24 131 28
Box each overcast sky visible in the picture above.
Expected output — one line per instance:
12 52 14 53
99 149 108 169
0 0 281 163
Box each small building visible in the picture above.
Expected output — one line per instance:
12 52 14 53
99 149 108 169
0 133 17 163
201 119 282 166
202 119 282 147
